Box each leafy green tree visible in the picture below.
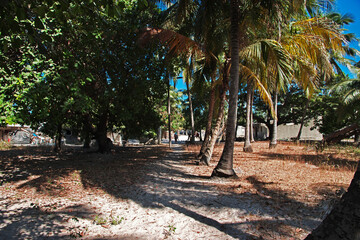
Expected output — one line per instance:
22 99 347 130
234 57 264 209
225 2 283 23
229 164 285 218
0 1 168 152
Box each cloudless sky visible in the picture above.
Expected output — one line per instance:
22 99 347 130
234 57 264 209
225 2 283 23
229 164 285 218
335 0 360 77
336 0 360 36
175 0 360 90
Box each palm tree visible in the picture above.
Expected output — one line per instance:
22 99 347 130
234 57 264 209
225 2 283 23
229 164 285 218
240 39 293 151
243 79 254 152
183 56 196 143
266 13 346 147
211 0 240 178
144 0 231 160
200 57 230 165
212 0 306 177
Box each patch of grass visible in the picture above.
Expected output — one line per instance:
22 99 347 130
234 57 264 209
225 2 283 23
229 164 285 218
93 214 124 226
94 215 107 225
110 216 124 225
168 224 176 233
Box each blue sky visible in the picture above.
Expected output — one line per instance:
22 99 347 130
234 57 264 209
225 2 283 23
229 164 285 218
335 0 360 77
336 0 360 36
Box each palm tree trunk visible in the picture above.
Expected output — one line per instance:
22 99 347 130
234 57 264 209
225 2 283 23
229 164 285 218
305 161 360 239
198 85 216 158
250 90 255 142
218 119 226 143
168 76 171 148
269 91 278 149
211 0 239 178
244 80 253 152
186 75 195 143
200 82 227 165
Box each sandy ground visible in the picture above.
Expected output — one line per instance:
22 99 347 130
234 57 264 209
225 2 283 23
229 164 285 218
0 141 356 239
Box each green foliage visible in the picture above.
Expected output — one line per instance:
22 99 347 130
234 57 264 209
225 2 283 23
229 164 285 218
94 215 107 225
110 216 124 225
168 224 176 232
156 85 186 132
0 0 168 142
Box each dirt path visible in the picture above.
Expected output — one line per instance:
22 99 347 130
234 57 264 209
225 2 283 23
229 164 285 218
0 143 354 239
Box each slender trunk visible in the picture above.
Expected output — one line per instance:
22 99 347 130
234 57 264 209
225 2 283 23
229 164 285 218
54 124 62 153
296 98 310 141
250 90 255 143
244 81 253 152
200 84 227 165
217 119 226 143
305 161 360 239
212 0 239 178
158 127 162 144
186 76 195 143
266 115 272 141
269 9 281 149
269 91 278 149
198 86 216 158
168 77 171 148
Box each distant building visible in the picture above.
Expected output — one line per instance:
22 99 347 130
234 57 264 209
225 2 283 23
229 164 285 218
277 120 322 141
236 120 323 141
236 123 268 141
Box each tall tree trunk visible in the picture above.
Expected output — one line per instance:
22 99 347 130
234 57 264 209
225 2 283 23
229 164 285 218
212 0 239 178
217 119 226 143
54 124 62 153
250 90 255 143
198 86 216 158
305 161 360 239
266 115 272 141
269 91 278 149
244 81 253 152
296 98 310 141
269 9 281 149
186 75 195 143
168 76 172 148
96 111 111 153
200 80 227 165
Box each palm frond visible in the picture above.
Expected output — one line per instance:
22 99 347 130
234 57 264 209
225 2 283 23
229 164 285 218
138 27 204 58
343 88 360 104
330 78 360 103
240 64 275 117
291 17 345 54
240 39 293 92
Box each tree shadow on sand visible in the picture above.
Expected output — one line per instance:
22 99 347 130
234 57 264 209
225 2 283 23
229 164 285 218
0 144 342 239
0 201 95 239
